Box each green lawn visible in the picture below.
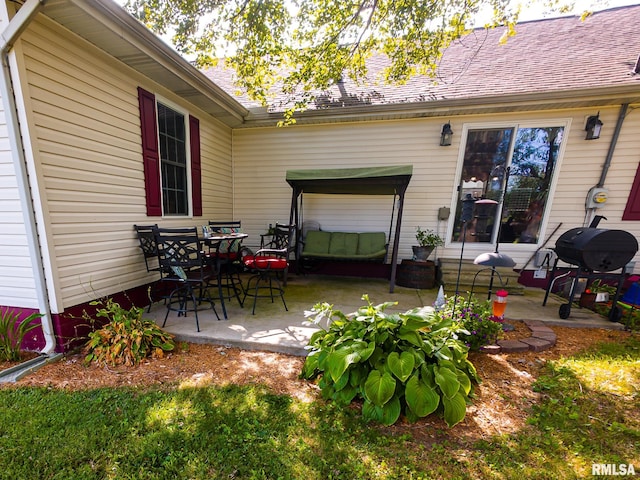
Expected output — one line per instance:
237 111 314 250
0 336 638 479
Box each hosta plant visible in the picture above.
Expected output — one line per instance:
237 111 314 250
0 308 41 362
300 295 480 427
84 298 175 367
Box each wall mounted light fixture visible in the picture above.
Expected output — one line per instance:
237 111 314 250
440 122 453 146
585 112 603 140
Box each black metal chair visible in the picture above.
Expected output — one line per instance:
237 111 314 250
242 223 295 314
134 224 165 311
206 220 245 308
134 224 161 273
154 227 220 331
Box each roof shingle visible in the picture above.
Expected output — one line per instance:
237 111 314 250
203 5 640 114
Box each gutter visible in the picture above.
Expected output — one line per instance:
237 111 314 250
0 0 57 355
240 85 640 127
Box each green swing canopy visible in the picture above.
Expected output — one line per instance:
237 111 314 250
286 165 413 292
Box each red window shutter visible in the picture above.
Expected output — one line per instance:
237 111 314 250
623 162 640 220
190 115 202 216
137 87 162 216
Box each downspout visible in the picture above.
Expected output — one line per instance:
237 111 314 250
0 0 55 354
585 104 628 227
597 104 628 188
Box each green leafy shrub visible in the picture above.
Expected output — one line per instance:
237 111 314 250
436 295 504 351
0 308 41 362
84 298 175 367
585 279 616 295
300 295 480 427
415 226 445 247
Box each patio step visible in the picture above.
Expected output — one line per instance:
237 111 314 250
438 257 524 295
480 320 557 353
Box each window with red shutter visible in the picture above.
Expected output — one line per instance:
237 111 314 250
137 88 202 217
137 87 162 216
190 115 202 216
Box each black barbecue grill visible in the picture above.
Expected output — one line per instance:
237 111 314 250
544 226 638 320
555 227 638 272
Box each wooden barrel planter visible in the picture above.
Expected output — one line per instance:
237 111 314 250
396 259 436 289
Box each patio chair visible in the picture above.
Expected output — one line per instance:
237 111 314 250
154 226 220 331
242 223 295 315
134 224 165 311
134 224 161 273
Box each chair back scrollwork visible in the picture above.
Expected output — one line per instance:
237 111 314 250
263 223 295 256
134 224 160 273
152 226 219 331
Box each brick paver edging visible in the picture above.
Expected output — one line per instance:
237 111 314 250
479 319 557 354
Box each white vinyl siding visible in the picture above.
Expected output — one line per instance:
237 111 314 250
0 146 39 307
233 107 640 269
14 16 233 310
232 120 457 255
593 109 640 234
546 107 640 247
0 24 40 310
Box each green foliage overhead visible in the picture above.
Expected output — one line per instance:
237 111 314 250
300 294 480 427
125 0 579 120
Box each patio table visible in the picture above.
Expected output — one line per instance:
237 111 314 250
205 231 248 242
204 232 249 317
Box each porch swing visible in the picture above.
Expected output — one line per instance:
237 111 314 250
285 165 413 292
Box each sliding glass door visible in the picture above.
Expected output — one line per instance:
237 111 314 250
451 125 565 245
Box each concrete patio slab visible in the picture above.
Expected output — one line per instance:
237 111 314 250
145 274 625 356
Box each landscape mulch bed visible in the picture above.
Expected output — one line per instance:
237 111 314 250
1 322 635 443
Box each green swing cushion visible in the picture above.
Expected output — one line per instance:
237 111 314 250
302 230 387 261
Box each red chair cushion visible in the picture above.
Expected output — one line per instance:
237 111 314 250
243 255 288 270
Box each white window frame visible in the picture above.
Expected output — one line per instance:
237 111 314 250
446 119 571 251
155 96 193 217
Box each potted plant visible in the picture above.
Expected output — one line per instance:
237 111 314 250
412 227 444 262
579 279 616 309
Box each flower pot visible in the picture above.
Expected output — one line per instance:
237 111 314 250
396 259 436 289
412 245 435 262
579 292 596 309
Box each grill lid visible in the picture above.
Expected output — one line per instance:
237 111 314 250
555 227 638 272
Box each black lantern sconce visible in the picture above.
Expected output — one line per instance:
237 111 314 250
585 112 603 140
440 122 453 146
